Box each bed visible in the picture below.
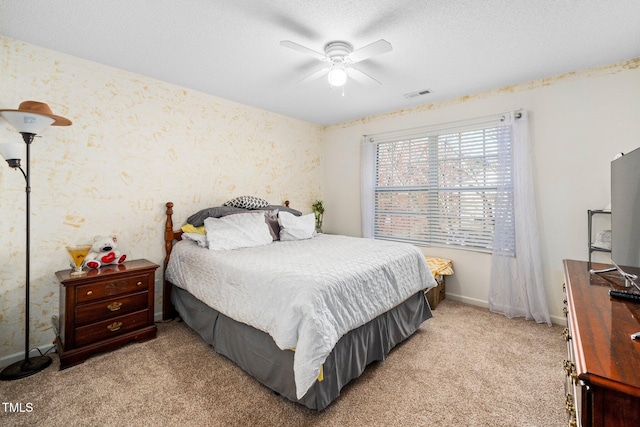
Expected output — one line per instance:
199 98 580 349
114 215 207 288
162 201 436 410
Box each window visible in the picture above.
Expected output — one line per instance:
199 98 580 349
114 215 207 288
365 120 514 253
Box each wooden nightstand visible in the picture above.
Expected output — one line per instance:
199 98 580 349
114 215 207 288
55 259 159 369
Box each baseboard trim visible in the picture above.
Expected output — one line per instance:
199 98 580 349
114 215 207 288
444 293 489 308
0 344 57 370
443 293 566 326
549 314 566 326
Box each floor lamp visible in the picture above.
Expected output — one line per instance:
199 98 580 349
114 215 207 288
0 101 71 381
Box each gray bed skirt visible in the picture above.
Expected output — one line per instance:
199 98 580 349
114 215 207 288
171 285 432 410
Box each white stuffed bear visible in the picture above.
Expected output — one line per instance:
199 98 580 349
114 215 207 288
84 235 127 269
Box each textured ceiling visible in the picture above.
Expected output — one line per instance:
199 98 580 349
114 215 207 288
1 0 640 125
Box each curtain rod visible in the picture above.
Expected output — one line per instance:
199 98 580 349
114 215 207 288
365 108 524 144
501 111 522 121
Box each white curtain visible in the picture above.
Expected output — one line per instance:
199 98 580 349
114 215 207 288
489 111 551 325
361 136 376 238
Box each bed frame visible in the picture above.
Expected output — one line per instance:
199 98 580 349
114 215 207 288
162 202 181 320
161 201 432 410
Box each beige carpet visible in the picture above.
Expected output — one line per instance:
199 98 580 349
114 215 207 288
0 300 566 427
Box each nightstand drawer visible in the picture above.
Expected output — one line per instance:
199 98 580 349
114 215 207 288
76 275 149 303
75 310 149 347
75 292 149 326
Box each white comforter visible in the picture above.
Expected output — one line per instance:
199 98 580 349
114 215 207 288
165 234 436 398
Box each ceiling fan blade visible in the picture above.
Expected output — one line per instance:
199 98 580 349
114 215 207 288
347 67 382 86
297 66 330 84
280 40 327 61
347 39 392 63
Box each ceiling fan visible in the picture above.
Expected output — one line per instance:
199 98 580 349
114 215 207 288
280 39 392 88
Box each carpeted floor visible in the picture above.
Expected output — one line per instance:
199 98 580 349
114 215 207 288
0 300 566 427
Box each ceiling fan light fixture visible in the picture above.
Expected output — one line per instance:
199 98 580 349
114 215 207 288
281 39 392 89
328 64 347 87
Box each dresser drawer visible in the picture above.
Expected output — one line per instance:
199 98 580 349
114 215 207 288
75 310 149 347
75 291 149 326
76 275 149 303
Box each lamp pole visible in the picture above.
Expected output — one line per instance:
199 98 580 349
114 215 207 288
22 132 37 371
0 132 52 380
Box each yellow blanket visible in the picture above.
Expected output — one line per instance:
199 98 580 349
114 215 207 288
425 257 454 280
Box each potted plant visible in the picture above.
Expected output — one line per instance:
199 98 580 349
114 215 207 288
312 200 324 233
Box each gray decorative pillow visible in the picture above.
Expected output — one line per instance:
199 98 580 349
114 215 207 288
224 195 269 210
186 203 302 227
187 206 249 227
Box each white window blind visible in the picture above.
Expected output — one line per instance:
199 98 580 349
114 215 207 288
371 122 514 253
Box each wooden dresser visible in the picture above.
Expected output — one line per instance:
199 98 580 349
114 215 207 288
56 259 158 369
563 259 640 426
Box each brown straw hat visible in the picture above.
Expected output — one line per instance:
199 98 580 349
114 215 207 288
0 101 72 126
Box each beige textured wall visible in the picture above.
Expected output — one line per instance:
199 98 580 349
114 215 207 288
322 57 640 324
0 37 324 362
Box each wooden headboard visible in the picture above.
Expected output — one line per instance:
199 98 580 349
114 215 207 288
162 200 291 320
162 202 181 319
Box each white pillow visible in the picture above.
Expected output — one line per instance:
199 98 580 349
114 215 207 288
204 212 273 251
279 211 316 241
182 232 208 248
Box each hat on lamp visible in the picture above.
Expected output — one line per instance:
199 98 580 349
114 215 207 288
0 101 72 126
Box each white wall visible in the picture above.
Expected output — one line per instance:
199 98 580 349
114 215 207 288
322 58 640 324
0 37 324 364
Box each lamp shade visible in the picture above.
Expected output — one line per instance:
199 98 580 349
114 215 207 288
0 142 24 161
0 111 55 134
328 65 347 87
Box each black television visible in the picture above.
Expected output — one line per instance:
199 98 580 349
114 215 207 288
611 147 640 287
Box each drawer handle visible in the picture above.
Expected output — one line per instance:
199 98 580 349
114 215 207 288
86 290 93 296
569 417 577 427
565 393 574 413
563 359 578 383
107 322 122 332
107 301 122 311
562 359 572 375
137 281 142 286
